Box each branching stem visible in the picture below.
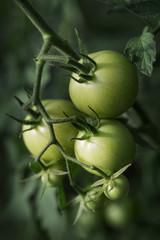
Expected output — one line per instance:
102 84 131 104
15 0 80 60
38 55 90 74
15 0 109 183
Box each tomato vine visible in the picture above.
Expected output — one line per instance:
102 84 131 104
12 0 160 224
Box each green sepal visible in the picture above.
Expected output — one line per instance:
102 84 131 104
88 186 104 199
73 199 84 225
40 174 48 199
91 178 106 188
14 95 24 106
19 172 42 183
63 111 91 133
58 65 79 74
6 113 40 125
79 73 93 81
107 180 114 192
29 161 43 174
79 53 97 70
23 86 32 98
14 95 40 119
71 132 92 142
74 28 88 57
71 75 87 83
49 169 68 176
87 106 100 129
72 105 100 130
112 164 131 179
49 62 79 75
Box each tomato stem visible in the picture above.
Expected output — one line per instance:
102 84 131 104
65 159 85 196
15 0 111 194
15 0 79 60
38 55 90 74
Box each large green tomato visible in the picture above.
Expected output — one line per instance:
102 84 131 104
74 119 135 176
69 50 138 118
23 99 78 166
104 174 129 200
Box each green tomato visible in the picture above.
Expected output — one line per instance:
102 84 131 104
104 174 129 200
69 50 138 118
104 197 136 228
74 119 135 176
84 187 105 211
41 163 65 187
23 99 78 166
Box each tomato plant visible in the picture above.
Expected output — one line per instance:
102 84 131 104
104 174 129 200
74 119 135 176
22 99 78 166
69 50 138 118
8 0 160 235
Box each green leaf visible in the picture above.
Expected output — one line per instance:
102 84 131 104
124 26 156 76
126 0 160 18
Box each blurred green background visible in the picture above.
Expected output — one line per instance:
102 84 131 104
1 0 160 239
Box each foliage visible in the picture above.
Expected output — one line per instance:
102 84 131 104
125 26 156 76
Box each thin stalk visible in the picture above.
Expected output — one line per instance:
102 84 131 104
47 116 77 124
65 159 84 196
22 39 51 111
38 55 90 74
32 61 45 105
15 0 80 60
56 140 109 179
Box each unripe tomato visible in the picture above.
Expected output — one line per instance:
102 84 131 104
104 197 137 228
74 119 135 176
84 187 105 211
104 174 129 200
23 99 78 165
69 50 138 118
41 163 65 187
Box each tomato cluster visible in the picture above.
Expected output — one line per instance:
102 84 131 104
70 50 138 201
22 50 138 206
